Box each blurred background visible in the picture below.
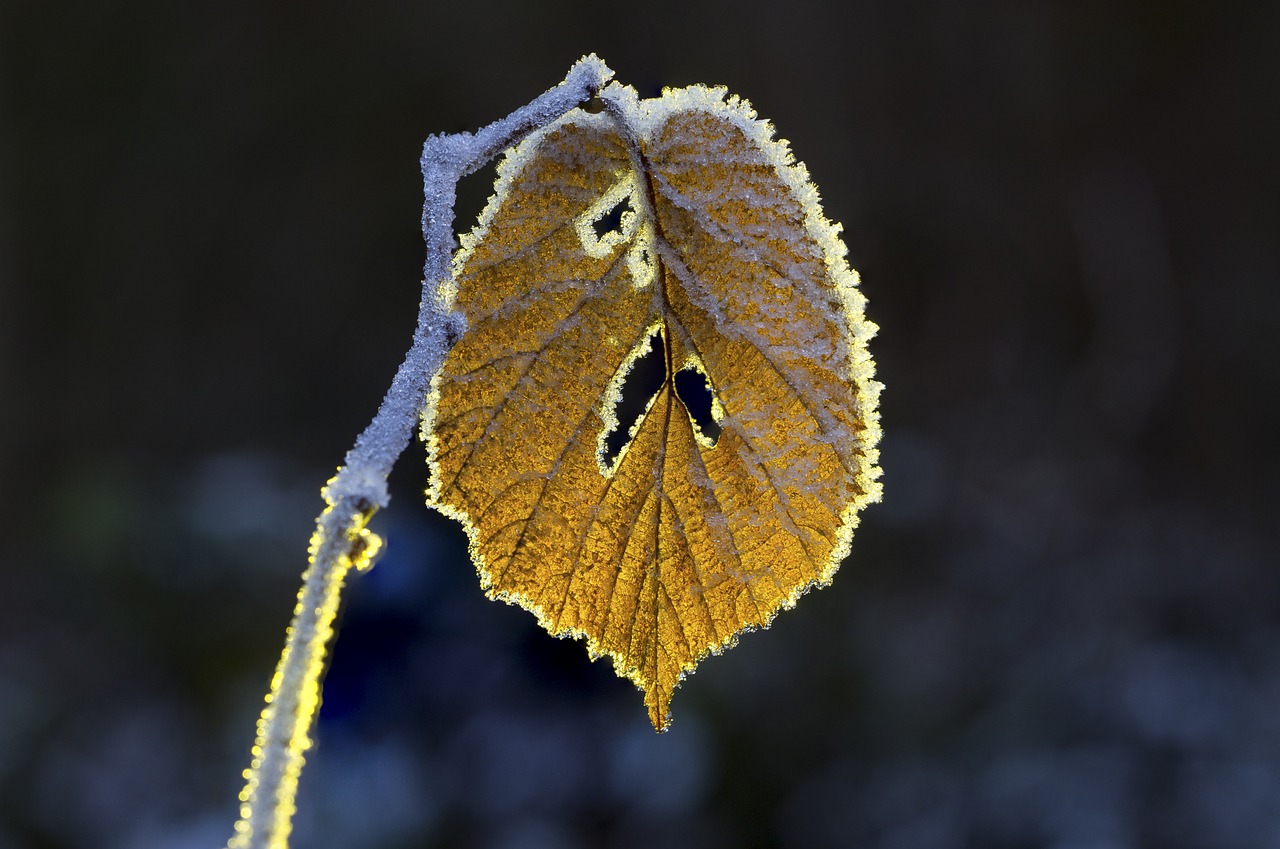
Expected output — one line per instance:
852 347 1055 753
2 1 1277 847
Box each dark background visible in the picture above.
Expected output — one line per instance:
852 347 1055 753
2 1 1278 847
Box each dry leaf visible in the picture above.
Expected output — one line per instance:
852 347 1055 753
423 82 881 730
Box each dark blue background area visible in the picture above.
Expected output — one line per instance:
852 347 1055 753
2 1 1278 847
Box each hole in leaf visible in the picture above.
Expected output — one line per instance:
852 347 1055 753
601 330 667 468
593 195 632 239
674 366 721 444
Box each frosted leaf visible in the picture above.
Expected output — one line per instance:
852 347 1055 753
423 78 881 730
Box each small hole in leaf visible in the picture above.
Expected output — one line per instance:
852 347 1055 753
593 195 632 239
674 366 721 444
601 330 667 467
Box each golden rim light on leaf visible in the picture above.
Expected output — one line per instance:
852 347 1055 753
423 80 882 730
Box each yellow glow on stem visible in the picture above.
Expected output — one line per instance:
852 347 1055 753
227 487 381 849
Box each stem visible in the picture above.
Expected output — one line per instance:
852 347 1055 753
226 55 613 849
227 497 378 849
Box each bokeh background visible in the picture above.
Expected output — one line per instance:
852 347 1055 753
2 1 1278 847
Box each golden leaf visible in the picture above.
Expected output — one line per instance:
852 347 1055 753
423 83 881 730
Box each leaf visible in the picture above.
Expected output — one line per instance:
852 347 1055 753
423 82 882 730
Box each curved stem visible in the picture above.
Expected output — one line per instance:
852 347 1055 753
226 56 613 849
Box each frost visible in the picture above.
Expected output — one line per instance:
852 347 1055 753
229 54 879 849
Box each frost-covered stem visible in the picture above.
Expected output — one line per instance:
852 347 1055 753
227 55 613 849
